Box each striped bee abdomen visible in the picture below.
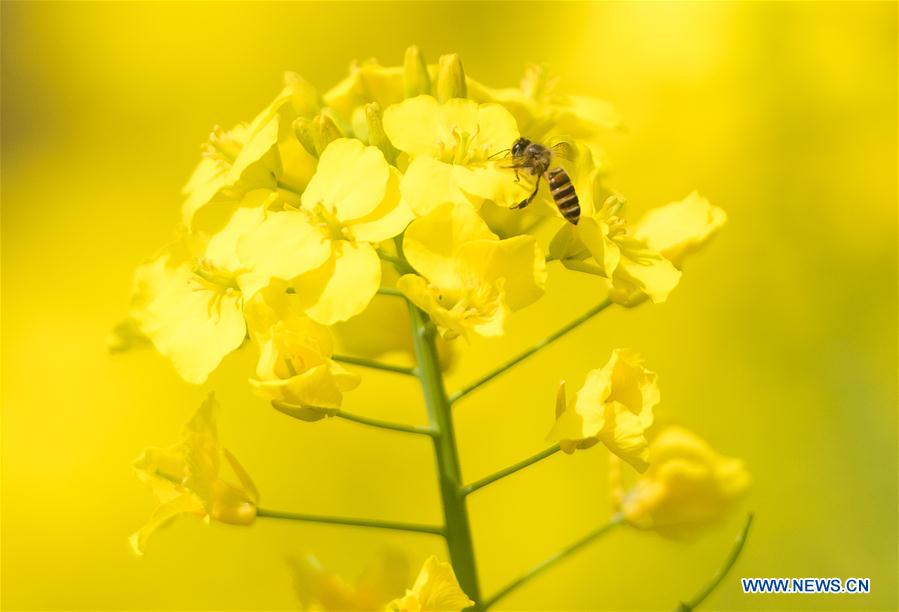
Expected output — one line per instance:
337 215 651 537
547 167 580 225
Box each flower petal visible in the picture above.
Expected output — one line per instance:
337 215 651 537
382 95 444 157
577 217 620 277
635 191 727 266
453 164 530 209
130 494 205 556
454 235 546 310
400 156 472 216
135 261 246 384
293 241 381 325
612 236 682 303
350 167 414 242
302 138 389 222
237 209 331 298
472 102 520 153
251 363 348 409
403 202 496 290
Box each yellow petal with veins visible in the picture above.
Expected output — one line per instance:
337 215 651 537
292 241 381 325
349 167 414 242
400 157 472 216
302 138 390 222
402 202 495 291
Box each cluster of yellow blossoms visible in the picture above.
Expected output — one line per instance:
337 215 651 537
120 47 749 610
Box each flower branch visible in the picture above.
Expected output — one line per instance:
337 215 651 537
333 408 436 437
450 298 614 404
676 513 755 611
331 354 418 377
482 514 625 609
271 401 433 436
256 507 445 536
462 444 561 496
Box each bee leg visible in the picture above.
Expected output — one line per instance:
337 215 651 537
512 176 541 209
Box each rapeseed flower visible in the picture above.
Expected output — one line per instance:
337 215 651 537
612 426 750 537
241 138 413 324
246 288 359 420
382 95 528 215
386 556 474 612
635 191 727 267
290 551 410 611
550 195 682 304
547 349 659 471
468 63 620 145
183 72 320 228
397 202 546 340
130 395 258 555
607 192 726 305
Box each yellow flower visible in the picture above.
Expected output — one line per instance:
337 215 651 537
330 263 457 371
324 60 406 127
546 349 659 471
182 72 321 228
613 426 750 537
130 394 258 555
290 550 411 611
468 63 620 145
245 288 360 421
386 556 474 612
634 191 727 268
240 138 413 324
550 195 682 304
397 202 546 340
382 95 528 215
604 192 726 306
127 190 303 384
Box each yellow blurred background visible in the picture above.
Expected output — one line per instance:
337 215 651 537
2 2 896 610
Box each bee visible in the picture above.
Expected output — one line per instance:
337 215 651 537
503 137 580 225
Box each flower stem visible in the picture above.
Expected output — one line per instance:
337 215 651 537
377 286 407 298
482 514 624 609
677 513 755 611
333 409 436 437
407 300 482 604
331 354 417 377
462 444 561 496
377 249 415 274
450 298 614 404
256 507 444 536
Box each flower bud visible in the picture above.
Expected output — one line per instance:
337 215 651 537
282 71 322 117
272 400 337 422
436 53 467 102
293 117 317 157
364 103 399 164
293 113 343 157
404 45 431 97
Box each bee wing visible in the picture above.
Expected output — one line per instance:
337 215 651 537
549 140 576 161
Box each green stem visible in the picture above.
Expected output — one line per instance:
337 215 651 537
377 286 407 298
677 513 755 611
276 180 302 195
256 507 444 536
331 354 417 377
482 515 624 609
450 298 614 404
462 444 561 496
333 409 436 437
407 300 482 604
377 249 415 274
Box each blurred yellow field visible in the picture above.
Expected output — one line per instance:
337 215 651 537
1 2 896 611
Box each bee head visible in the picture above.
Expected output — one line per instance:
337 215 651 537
511 137 531 157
